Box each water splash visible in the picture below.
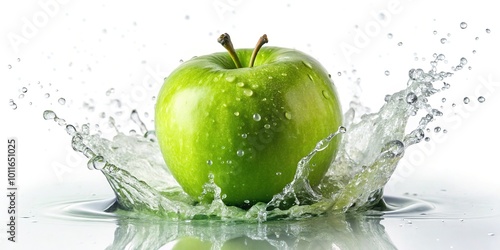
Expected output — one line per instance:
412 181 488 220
41 53 476 222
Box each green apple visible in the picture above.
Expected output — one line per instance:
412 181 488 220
155 34 342 206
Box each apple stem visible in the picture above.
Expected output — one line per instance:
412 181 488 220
217 33 242 68
249 34 268 67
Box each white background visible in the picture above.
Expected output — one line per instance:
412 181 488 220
1 0 500 249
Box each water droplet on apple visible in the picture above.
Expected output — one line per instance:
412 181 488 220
264 124 271 129
478 96 485 103
241 133 247 139
207 160 213 166
284 112 292 120
233 111 239 116
322 90 330 99
268 76 273 80
243 89 253 96
252 113 261 121
281 73 288 76
225 75 236 82
236 82 244 87
237 149 245 157
302 61 312 69
460 22 467 29
463 97 470 104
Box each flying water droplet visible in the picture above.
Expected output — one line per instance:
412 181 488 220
460 57 468 65
478 96 485 103
44 93 50 98
397 42 403 46
21 87 28 93
65 125 77 136
9 100 17 110
463 97 470 104
486 28 491 34
434 127 441 133
252 113 261 121
58 98 66 105
384 70 390 76
406 92 418 104
43 110 57 120
387 33 393 39
440 38 447 44
460 22 467 29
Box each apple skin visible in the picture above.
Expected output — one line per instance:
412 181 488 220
155 46 342 206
